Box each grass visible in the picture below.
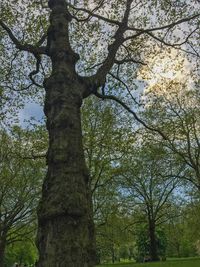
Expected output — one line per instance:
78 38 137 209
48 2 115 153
97 257 200 267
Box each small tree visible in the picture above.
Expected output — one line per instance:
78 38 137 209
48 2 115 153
119 140 180 261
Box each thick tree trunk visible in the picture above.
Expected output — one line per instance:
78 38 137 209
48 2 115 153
36 0 96 266
149 221 159 261
0 240 6 267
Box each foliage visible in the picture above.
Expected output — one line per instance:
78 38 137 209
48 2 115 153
140 58 200 191
0 125 45 264
165 199 200 258
5 239 37 266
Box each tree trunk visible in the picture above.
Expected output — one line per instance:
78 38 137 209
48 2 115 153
111 245 115 263
36 0 96 266
149 221 159 261
176 242 180 257
0 240 6 267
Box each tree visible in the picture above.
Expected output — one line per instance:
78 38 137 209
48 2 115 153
134 224 167 262
82 97 130 220
96 211 135 264
165 199 200 258
0 1 199 266
0 127 44 267
119 141 180 261
5 237 38 266
82 97 133 263
141 63 200 191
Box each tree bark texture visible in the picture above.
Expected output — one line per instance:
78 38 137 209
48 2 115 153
36 0 96 266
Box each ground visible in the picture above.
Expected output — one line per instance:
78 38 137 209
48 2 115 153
97 257 200 267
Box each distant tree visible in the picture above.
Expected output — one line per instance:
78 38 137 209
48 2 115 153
119 140 180 261
135 224 167 262
0 127 44 267
165 201 200 258
82 97 134 263
82 97 130 219
96 212 135 264
140 54 200 191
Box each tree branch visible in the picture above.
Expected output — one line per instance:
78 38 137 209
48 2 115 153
29 54 44 88
0 20 47 55
67 2 120 26
86 0 134 89
94 91 167 140
128 13 200 33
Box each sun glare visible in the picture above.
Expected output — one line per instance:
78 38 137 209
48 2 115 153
139 48 193 93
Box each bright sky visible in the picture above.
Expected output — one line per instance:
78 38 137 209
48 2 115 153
138 47 196 93
19 102 44 127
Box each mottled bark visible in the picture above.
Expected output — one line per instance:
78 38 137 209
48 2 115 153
36 0 96 266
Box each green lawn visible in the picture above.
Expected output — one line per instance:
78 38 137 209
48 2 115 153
97 257 200 267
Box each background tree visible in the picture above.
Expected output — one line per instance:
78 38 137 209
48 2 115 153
96 212 135 264
118 140 180 261
0 126 45 267
139 50 200 192
82 97 134 263
164 198 200 258
82 97 131 220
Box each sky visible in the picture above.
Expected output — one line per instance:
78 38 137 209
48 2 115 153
17 46 194 128
10 0 199 127
18 102 44 127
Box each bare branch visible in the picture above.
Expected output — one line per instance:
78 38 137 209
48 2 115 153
94 91 167 140
37 33 47 47
128 13 200 33
87 0 134 88
146 30 200 57
67 2 120 26
22 153 46 160
29 54 44 88
0 20 47 55
114 57 146 65
108 71 141 106
83 5 200 92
